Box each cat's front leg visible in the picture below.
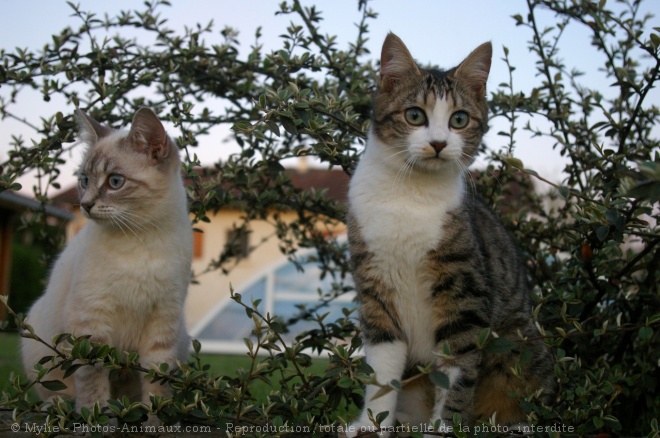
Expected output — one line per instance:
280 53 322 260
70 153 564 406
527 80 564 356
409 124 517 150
70 324 113 410
349 340 407 437
430 350 481 432
138 339 178 428
74 363 112 411
138 311 186 420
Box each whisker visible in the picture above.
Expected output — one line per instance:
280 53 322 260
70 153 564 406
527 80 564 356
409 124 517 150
113 214 137 236
110 216 129 239
120 209 163 231
455 155 477 198
385 148 410 161
121 218 154 242
451 157 471 193
393 155 415 187
393 157 408 186
405 156 417 182
119 210 163 235
106 211 149 243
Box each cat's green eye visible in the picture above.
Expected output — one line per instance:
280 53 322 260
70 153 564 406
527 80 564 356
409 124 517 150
79 174 89 189
449 111 470 129
108 174 125 190
404 107 427 126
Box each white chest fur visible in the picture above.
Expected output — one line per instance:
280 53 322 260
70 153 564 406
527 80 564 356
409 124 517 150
349 136 465 360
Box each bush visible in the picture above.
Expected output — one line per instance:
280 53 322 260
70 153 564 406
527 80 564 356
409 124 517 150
7 218 65 320
1 0 658 436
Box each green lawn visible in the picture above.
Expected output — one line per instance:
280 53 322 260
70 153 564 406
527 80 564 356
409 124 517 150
0 332 328 401
0 332 23 392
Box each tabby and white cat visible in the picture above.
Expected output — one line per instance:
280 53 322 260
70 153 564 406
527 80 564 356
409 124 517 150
346 34 555 434
21 108 192 416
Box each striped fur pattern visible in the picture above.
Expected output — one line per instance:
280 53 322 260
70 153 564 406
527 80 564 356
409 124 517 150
21 109 192 422
346 34 554 434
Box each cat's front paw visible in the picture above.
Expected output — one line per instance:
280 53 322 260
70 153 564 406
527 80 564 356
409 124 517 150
343 421 385 438
339 423 383 438
426 419 453 438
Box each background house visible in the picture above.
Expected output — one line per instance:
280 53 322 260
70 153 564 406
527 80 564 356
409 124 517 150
0 190 72 322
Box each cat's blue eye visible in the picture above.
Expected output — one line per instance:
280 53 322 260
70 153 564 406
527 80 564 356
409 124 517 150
108 174 125 190
449 111 470 129
79 174 89 189
404 107 427 126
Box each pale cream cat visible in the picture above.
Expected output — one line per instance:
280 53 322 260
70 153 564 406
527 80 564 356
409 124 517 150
21 108 193 417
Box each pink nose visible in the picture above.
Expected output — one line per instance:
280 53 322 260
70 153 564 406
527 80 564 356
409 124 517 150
81 202 95 213
430 141 447 155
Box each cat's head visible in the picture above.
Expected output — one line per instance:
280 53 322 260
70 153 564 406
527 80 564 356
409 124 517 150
372 33 491 174
74 108 182 228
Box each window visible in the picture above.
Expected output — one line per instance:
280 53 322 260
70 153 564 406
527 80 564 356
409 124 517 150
193 230 204 259
190 246 355 354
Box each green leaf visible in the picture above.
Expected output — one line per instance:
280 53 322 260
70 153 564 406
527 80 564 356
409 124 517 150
375 410 389 425
71 337 91 359
37 355 54 365
269 321 285 334
502 156 523 169
626 180 660 202
337 375 353 388
192 338 201 354
280 116 298 135
522 167 539 177
593 416 604 429
63 363 85 379
40 380 68 391
596 225 609 241
429 371 450 389
519 346 532 364
648 314 660 325
266 120 280 137
267 160 285 175
476 327 490 349
603 415 621 431
53 333 70 346
650 33 660 48
639 326 654 341
190 409 208 419
485 337 517 353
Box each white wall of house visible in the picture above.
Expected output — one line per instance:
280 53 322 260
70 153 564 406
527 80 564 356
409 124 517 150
187 209 298 328
64 207 346 332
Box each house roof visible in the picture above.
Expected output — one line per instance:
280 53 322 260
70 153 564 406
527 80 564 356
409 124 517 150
52 186 79 206
0 190 74 220
52 168 350 207
286 168 349 204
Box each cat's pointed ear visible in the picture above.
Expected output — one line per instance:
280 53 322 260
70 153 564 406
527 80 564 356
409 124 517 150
75 109 112 145
453 42 492 97
127 108 169 162
380 33 421 92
